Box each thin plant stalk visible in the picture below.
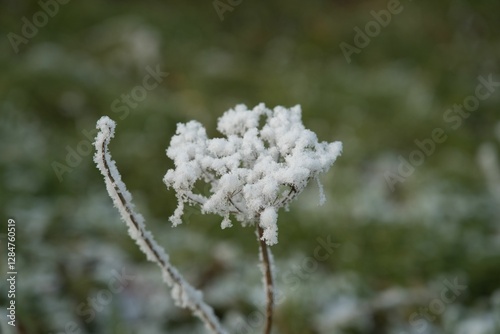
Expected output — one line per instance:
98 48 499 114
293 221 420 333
93 117 226 334
257 224 274 334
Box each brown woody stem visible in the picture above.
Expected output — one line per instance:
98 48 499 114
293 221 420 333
257 224 274 334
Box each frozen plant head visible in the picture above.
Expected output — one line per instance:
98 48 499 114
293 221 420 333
94 104 341 333
164 103 342 245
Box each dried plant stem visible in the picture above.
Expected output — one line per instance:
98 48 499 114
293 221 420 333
257 224 274 334
94 117 226 334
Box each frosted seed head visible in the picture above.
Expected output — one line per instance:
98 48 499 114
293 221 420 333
164 104 342 245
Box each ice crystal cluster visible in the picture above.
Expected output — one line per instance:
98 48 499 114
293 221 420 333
164 104 342 245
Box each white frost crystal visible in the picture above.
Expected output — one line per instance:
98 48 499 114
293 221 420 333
164 104 342 245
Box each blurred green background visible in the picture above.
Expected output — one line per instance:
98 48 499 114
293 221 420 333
1 0 500 333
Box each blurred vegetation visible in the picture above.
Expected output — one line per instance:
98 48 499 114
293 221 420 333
1 0 499 333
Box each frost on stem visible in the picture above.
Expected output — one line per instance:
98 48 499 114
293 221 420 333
93 116 226 334
164 104 343 245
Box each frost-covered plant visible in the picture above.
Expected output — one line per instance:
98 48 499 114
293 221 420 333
165 104 342 245
94 117 226 334
94 104 342 334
